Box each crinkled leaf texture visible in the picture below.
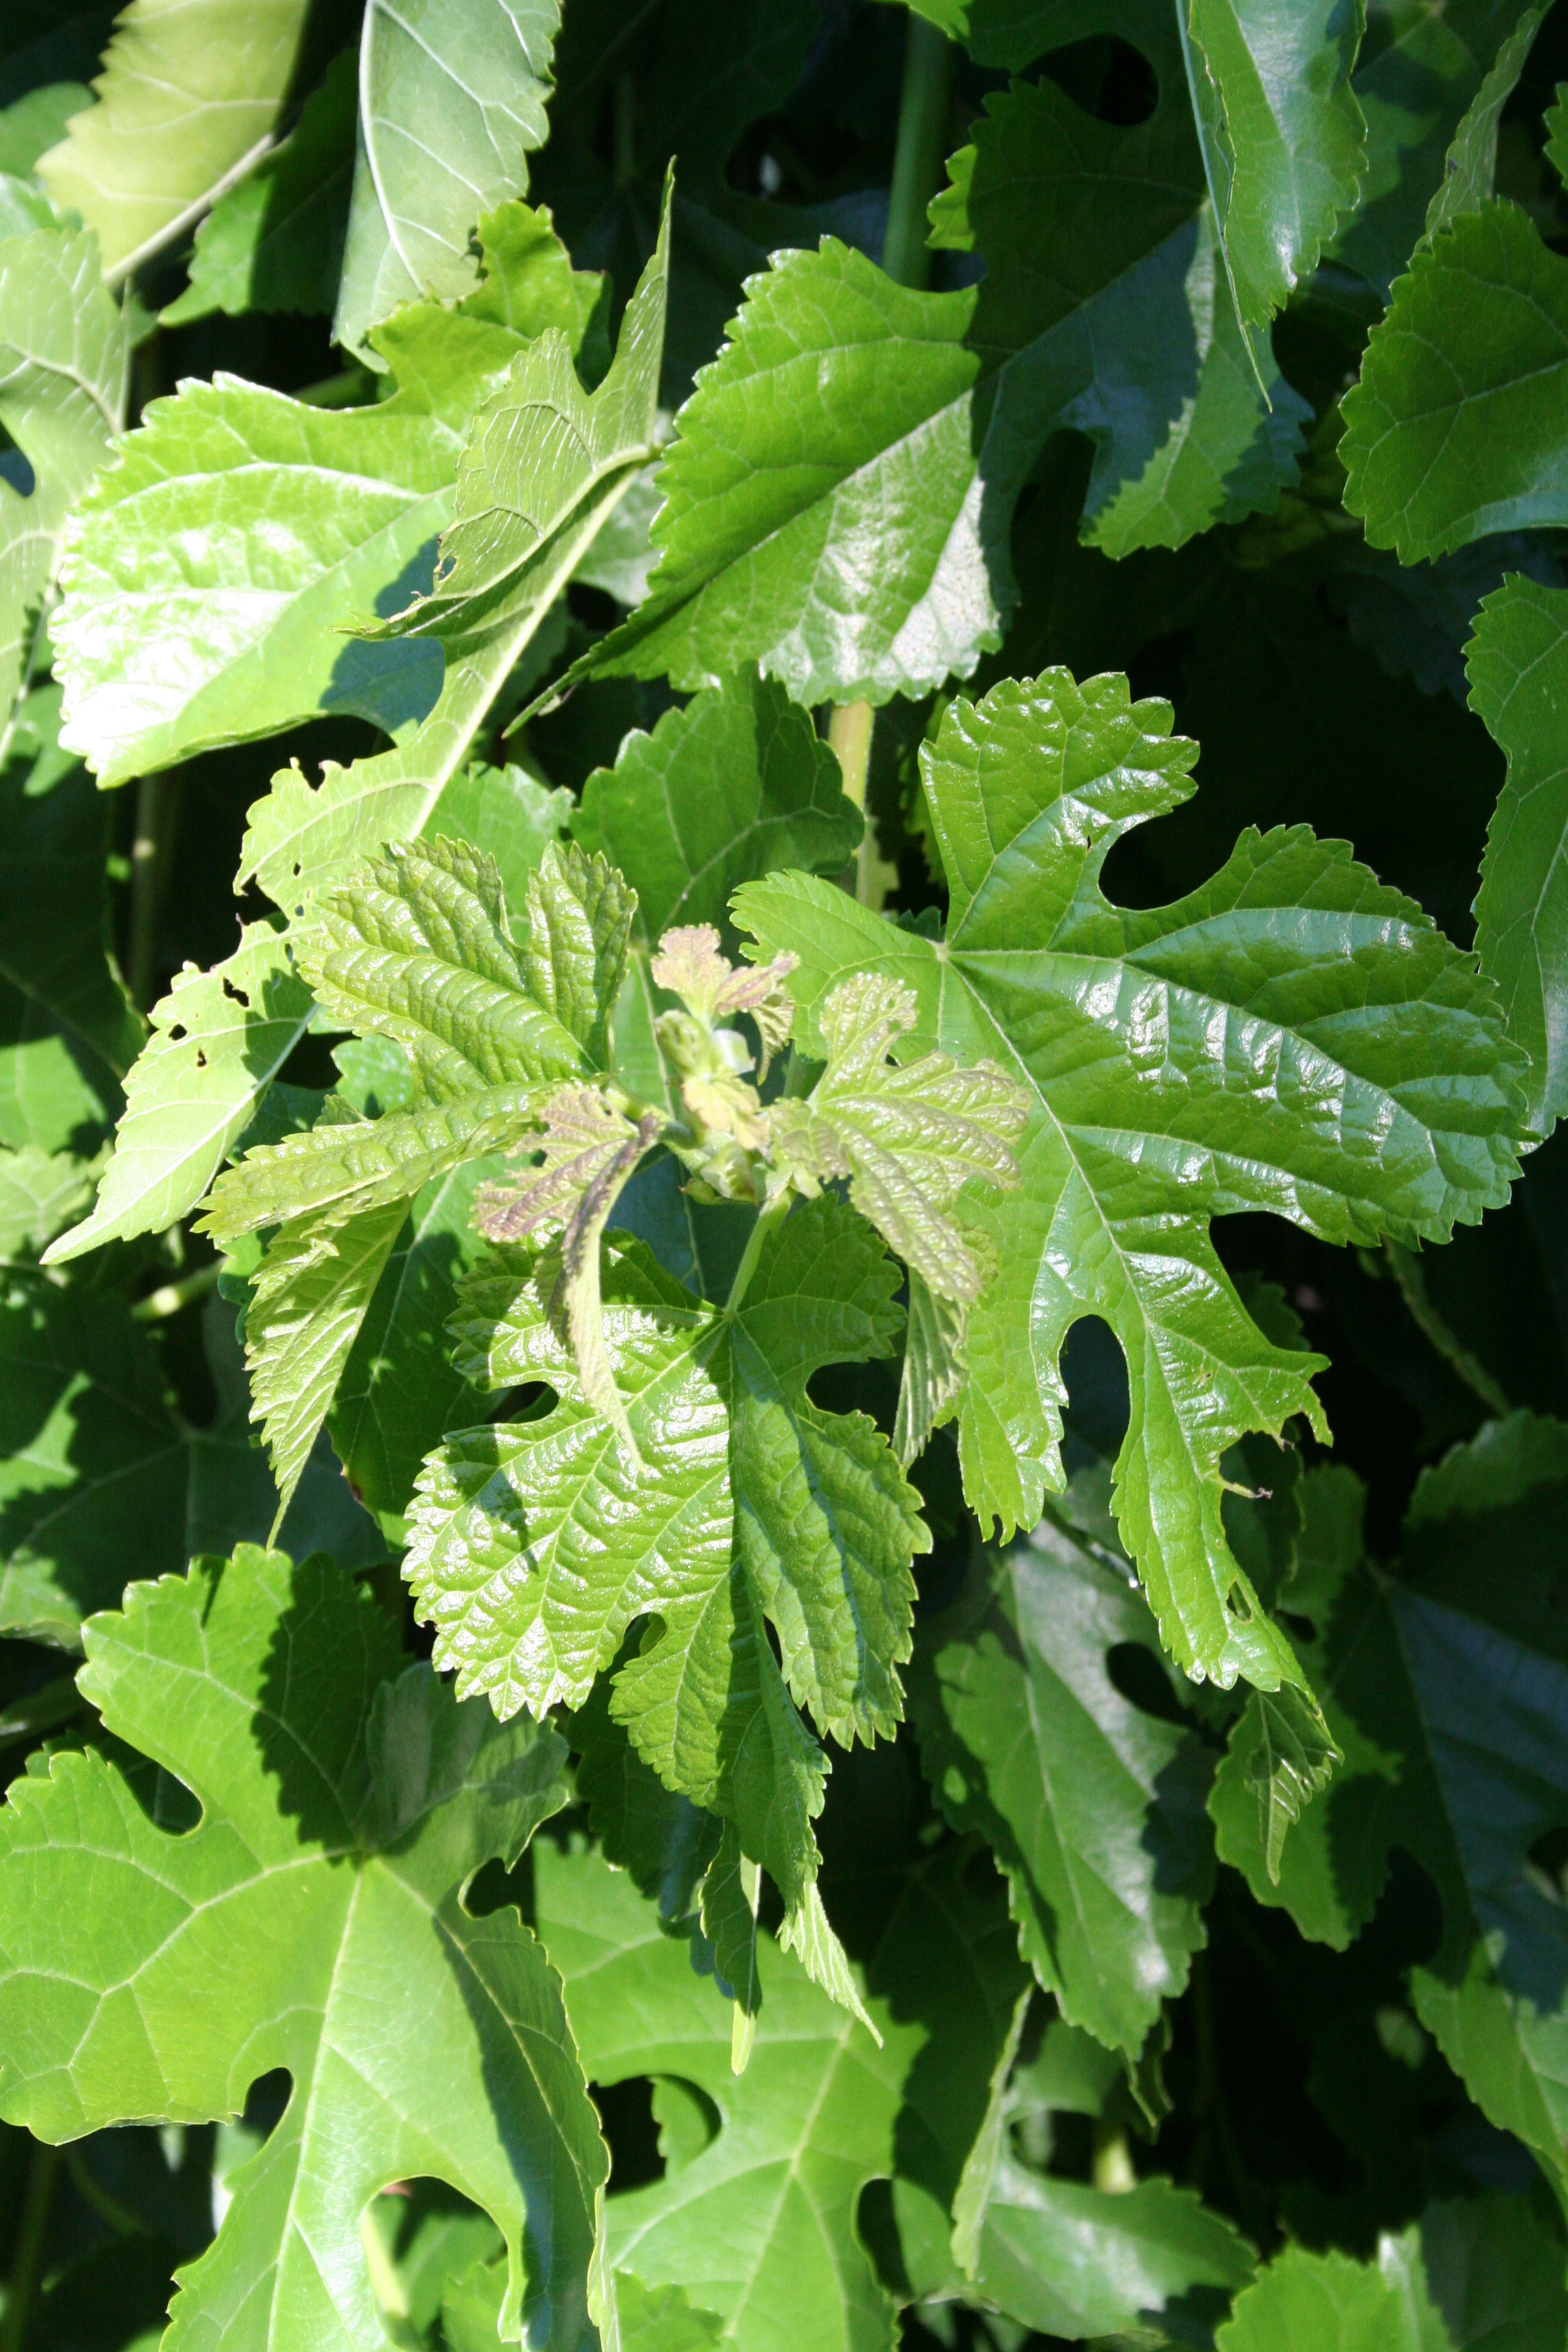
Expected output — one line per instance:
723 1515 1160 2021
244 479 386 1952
0 1547 605 2351
407 1198 926 2003
737 668 1526 1720
36 0 314 278
910 1514 1215 2063
333 0 560 361
1465 574 1568 1136
1215 2196 1568 2351
195 836 595 1505
534 1835 1028 2352
565 64 1305 709
54 199 604 788
1209 1418 1568 2199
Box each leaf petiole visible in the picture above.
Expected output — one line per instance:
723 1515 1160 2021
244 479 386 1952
723 1192 794 1317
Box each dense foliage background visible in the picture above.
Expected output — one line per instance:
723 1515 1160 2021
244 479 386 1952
1 1 1567 2347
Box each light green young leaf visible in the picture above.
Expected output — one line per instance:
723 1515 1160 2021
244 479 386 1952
737 668 1526 1713
45 924 314 1263
200 1085 549 1247
244 1196 407 1526
184 834 615 1480
476 1085 666 1446
768 970 1027 1307
562 71 1303 708
437 756 572 910
37 0 316 281
0 1548 604 2352
159 50 355 325
520 843 637 1071
408 1232 730 1723
0 223 127 729
1216 2198 1568 2351
534 1837 1028 2352
240 196 671 916
1341 201 1568 563
408 1200 922 1999
56 203 597 789
910 1517 1214 2061
299 835 588 1099
572 670 862 947
365 172 672 654
333 0 560 361
1179 0 1367 343
1465 573 1568 1136
1209 1422 1568 2197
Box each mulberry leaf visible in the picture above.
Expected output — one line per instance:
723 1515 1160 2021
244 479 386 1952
767 970 1027 1307
736 667 1527 1725
0 1547 604 2351
406 1198 924 2007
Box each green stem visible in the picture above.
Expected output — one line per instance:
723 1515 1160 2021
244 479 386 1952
828 702 873 813
1384 1240 1511 1418
295 365 375 408
131 1258 223 1323
614 72 638 189
723 1194 794 1318
1 2140 61 2352
826 13 955 909
882 14 954 293
66 2149 142 2238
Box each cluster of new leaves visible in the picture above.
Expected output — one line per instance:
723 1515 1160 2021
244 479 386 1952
4 0 1568 2346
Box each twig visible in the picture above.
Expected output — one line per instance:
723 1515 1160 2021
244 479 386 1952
1385 1239 1510 1417
0 2140 61 2352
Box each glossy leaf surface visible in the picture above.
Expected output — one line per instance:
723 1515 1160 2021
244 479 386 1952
737 669 1525 1705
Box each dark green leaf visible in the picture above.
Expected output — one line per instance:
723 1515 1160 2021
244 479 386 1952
1211 1420 1568 2195
910 1516 1215 2062
1465 573 1568 1134
572 671 862 947
1342 201 1568 562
